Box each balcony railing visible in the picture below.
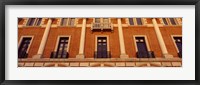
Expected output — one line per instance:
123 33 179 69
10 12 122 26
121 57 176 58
94 51 111 58
178 51 182 58
18 51 28 58
50 51 69 58
136 51 155 58
91 23 113 31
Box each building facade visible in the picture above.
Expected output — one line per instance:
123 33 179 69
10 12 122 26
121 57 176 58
18 18 182 67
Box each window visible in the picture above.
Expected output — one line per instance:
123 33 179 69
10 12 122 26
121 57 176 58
162 18 178 25
18 37 32 58
173 37 182 58
95 18 101 23
68 18 75 26
95 37 110 58
129 18 134 25
135 37 154 58
162 18 168 25
26 18 42 26
128 18 143 26
51 37 69 58
136 18 142 25
60 18 75 26
169 18 177 25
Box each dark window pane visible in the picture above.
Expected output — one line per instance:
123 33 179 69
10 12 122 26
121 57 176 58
136 18 142 25
129 18 134 25
173 37 182 58
136 37 148 58
170 18 176 25
36 18 42 26
27 18 35 26
97 37 108 58
162 18 168 25
18 38 32 58
56 37 69 58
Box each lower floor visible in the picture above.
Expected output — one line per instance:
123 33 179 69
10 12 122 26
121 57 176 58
18 58 182 67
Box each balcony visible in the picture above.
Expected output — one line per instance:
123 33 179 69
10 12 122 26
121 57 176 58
18 51 28 58
91 23 113 31
50 51 69 58
136 51 155 58
178 51 182 58
94 51 111 58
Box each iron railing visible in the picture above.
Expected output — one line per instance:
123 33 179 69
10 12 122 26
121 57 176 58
94 51 111 58
136 51 155 58
50 51 69 58
18 51 28 58
91 23 113 31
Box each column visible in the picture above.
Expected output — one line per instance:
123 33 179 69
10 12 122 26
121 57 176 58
118 18 129 58
33 18 52 59
152 18 173 58
76 18 86 58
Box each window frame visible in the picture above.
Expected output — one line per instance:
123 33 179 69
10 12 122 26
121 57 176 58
54 35 71 53
95 35 110 52
25 18 43 27
59 18 77 27
171 35 182 53
18 36 34 53
128 18 145 26
93 18 111 23
133 35 151 52
161 18 180 26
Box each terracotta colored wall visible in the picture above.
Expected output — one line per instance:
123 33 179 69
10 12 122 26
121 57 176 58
18 18 182 59
123 27 162 58
160 26 182 58
18 28 45 58
43 27 81 58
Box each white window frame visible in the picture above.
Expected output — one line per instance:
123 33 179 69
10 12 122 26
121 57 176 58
133 35 151 52
93 18 111 23
59 18 77 27
171 35 182 53
25 18 43 26
18 36 34 53
160 18 179 26
95 35 110 52
127 18 144 26
54 35 71 52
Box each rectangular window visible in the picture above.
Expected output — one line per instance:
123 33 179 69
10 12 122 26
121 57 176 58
169 18 177 25
95 18 101 23
68 18 75 26
173 37 182 58
51 37 69 58
135 37 154 58
136 18 142 25
95 37 110 58
18 37 32 58
61 18 68 26
26 18 42 26
61 18 75 26
129 18 134 25
162 18 168 25
26 18 35 26
35 18 42 26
